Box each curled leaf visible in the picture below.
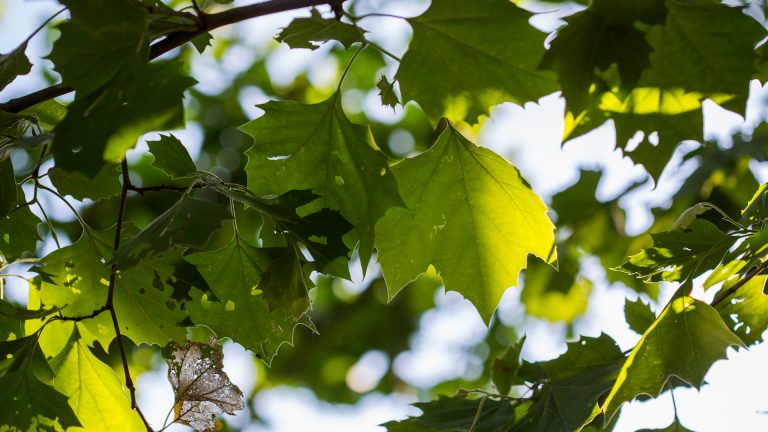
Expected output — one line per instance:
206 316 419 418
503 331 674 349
165 338 244 432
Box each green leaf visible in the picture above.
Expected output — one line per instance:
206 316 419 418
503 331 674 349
512 334 624 431
601 297 743 420
147 134 198 179
185 237 311 362
376 123 556 322
48 0 148 96
276 8 365 50
618 219 734 282
624 298 656 335
491 336 525 395
48 164 122 202
376 75 399 109
0 156 16 218
113 195 231 270
52 60 195 177
396 0 557 121
0 336 80 430
0 42 32 92
190 32 213 53
0 203 41 262
642 0 765 114
384 396 515 432
49 327 145 431
521 255 591 323
240 95 402 268
715 275 768 346
637 419 695 432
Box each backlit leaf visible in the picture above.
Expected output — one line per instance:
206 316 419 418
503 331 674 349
624 298 656 335
147 134 198 179
715 275 768 346
48 164 122 202
276 8 365 50
0 203 41 262
376 123 556 322
396 0 557 121
601 297 743 420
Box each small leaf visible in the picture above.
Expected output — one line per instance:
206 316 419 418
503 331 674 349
376 123 556 322
190 32 213 54
48 164 122 202
601 297 743 421
384 396 514 432
637 419 695 432
624 298 656 335
276 8 365 50
0 203 41 262
376 75 399 110
0 42 32 92
491 336 525 395
147 134 198 179
715 275 768 346
164 337 245 432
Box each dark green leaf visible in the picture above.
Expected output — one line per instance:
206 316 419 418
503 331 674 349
376 123 556 322
147 134 198 179
0 42 32 92
113 195 231 270
240 95 402 268
0 203 41 262
624 298 656 335
48 164 122 202
602 297 743 420
0 370 81 430
376 75 399 109
618 219 734 282
0 156 16 217
276 8 365 50
491 336 525 395
637 419 695 432
185 237 311 362
52 60 195 177
384 396 515 432
396 0 557 121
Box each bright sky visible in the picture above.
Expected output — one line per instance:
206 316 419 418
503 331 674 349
2 0 768 431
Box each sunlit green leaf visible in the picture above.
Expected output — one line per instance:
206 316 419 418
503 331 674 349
396 0 557 121
376 123 556 321
715 275 768 346
240 95 402 268
602 297 743 420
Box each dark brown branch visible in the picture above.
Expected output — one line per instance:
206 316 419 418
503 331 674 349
107 159 153 432
711 259 768 307
55 305 108 322
0 0 339 113
127 182 204 196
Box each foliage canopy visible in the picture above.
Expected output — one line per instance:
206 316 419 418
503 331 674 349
1 0 768 430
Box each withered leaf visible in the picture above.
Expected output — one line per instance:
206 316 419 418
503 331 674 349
164 338 244 432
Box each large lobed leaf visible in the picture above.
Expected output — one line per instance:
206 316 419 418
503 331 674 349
376 123 556 322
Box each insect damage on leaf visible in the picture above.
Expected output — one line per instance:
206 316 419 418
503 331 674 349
164 337 244 432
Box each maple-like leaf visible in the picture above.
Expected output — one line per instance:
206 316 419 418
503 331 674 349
165 338 244 432
275 8 365 50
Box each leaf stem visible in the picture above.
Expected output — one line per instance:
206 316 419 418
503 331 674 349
469 395 487 432
337 42 367 92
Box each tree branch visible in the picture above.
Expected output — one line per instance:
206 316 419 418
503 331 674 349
0 0 339 113
106 159 153 431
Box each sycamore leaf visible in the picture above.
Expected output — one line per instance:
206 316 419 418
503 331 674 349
715 275 768 346
52 60 195 177
48 164 122 202
641 0 765 114
0 203 41 262
48 0 148 96
190 32 213 53
376 123 556 322
396 0 557 121
185 237 311 362
624 298 656 335
0 336 80 430
377 75 400 110
0 157 16 218
164 338 245 432
147 134 198 179
49 327 145 431
384 396 515 432
0 41 32 92
114 195 231 270
491 336 525 395
637 419 695 432
601 297 743 420
276 8 365 50
618 219 734 282
240 95 402 268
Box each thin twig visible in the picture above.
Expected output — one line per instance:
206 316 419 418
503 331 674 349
107 159 153 432
0 0 343 113
127 182 205 196
711 259 768 307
